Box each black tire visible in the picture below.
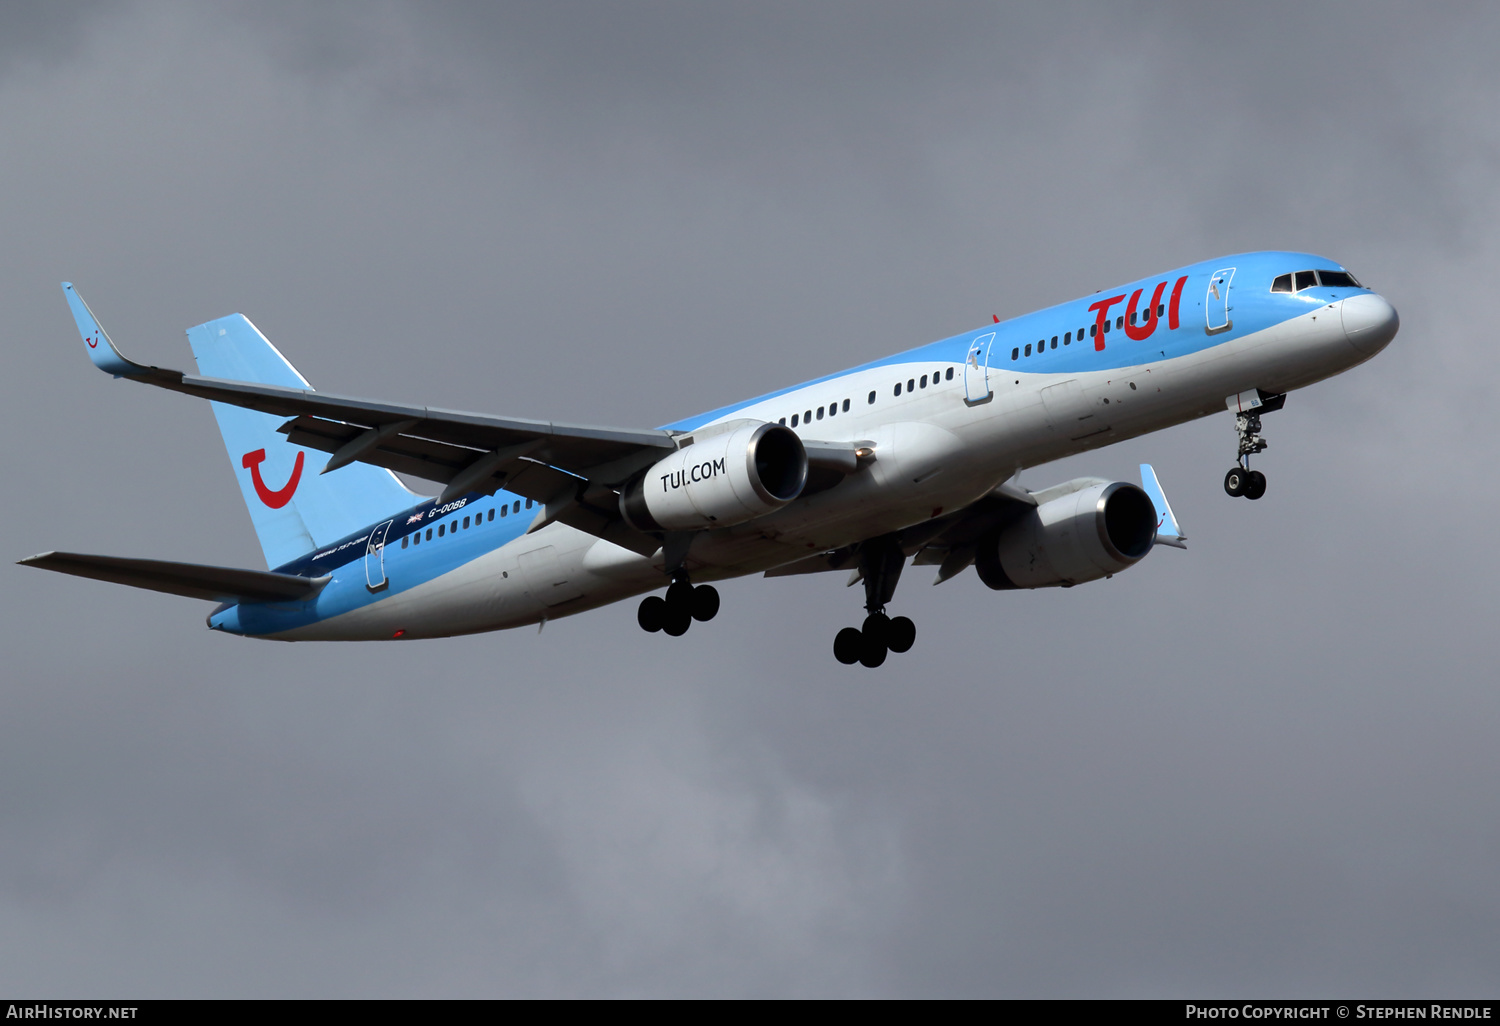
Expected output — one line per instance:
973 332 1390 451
637 595 666 633
858 635 888 668
861 612 890 645
1224 467 1247 497
1244 470 1267 501
834 627 863 665
690 584 720 622
886 616 916 654
665 580 694 613
662 603 691 636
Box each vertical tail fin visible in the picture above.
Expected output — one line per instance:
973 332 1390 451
186 315 418 569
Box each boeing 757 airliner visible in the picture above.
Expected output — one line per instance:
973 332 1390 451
23 254 1397 666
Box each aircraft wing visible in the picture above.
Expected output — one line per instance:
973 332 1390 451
62 284 678 495
19 551 328 604
63 284 677 557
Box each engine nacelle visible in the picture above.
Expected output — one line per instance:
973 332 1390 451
975 480 1157 589
620 422 807 532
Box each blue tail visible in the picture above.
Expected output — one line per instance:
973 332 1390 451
186 314 417 569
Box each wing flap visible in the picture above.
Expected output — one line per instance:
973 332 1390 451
19 552 327 604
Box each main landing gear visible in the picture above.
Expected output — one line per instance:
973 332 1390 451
833 534 917 668
637 573 720 636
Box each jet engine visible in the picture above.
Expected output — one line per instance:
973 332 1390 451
620 422 807 532
975 480 1157 589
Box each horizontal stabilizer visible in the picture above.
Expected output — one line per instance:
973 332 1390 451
18 551 328 604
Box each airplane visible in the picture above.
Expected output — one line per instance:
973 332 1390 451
21 253 1398 667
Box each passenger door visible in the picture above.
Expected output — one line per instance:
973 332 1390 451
1206 268 1235 335
964 333 995 404
364 519 394 592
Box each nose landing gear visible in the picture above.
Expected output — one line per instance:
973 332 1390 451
833 534 917 667
1223 392 1284 501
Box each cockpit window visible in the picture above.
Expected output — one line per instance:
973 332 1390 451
1271 274 1293 293
1294 270 1318 291
1316 270 1361 288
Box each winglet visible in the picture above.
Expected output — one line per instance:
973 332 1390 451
1140 463 1187 549
61 282 156 378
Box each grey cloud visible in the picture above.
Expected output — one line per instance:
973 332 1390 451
1 0 1497 997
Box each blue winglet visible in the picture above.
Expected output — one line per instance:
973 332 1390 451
61 282 150 378
1140 463 1187 549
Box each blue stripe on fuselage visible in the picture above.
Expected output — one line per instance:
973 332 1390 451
664 251 1360 432
211 489 536 635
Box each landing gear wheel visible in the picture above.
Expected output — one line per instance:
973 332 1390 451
858 635 888 668
1244 470 1267 501
690 584 720 622
859 613 889 668
662 604 691 636
886 616 916 654
637 595 666 633
834 627 863 665
665 580 694 611
1224 467 1248 497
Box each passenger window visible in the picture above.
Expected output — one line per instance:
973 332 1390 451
525 499 533 510
827 403 835 418
907 379 914 393
1157 304 1165 318
488 508 494 522
1129 311 1137 324
1102 321 1110 334
1051 336 1058 348
791 413 799 427
1295 270 1317 291
1115 316 1123 329
463 515 470 529
778 417 786 426
843 398 851 411
1024 343 1032 357
920 375 927 388
1317 270 1360 288
894 383 901 396
1090 324 1097 337
944 369 952 381
1271 274 1293 293
803 409 812 422
816 406 823 420
1077 325 1085 339
500 504 507 517
1064 331 1071 345
401 535 408 549
1011 347 1019 360
867 391 876 404
426 528 433 541
438 524 445 537
513 501 521 514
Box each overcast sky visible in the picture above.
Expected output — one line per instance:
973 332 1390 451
2 1 1497 997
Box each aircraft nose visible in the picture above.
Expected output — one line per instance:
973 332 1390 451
1342 293 1399 356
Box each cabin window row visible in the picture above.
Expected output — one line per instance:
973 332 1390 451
1009 307 1169 361
892 367 954 397
400 497 534 548
778 397 852 428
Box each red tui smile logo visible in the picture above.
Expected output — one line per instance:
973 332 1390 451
241 449 304 508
